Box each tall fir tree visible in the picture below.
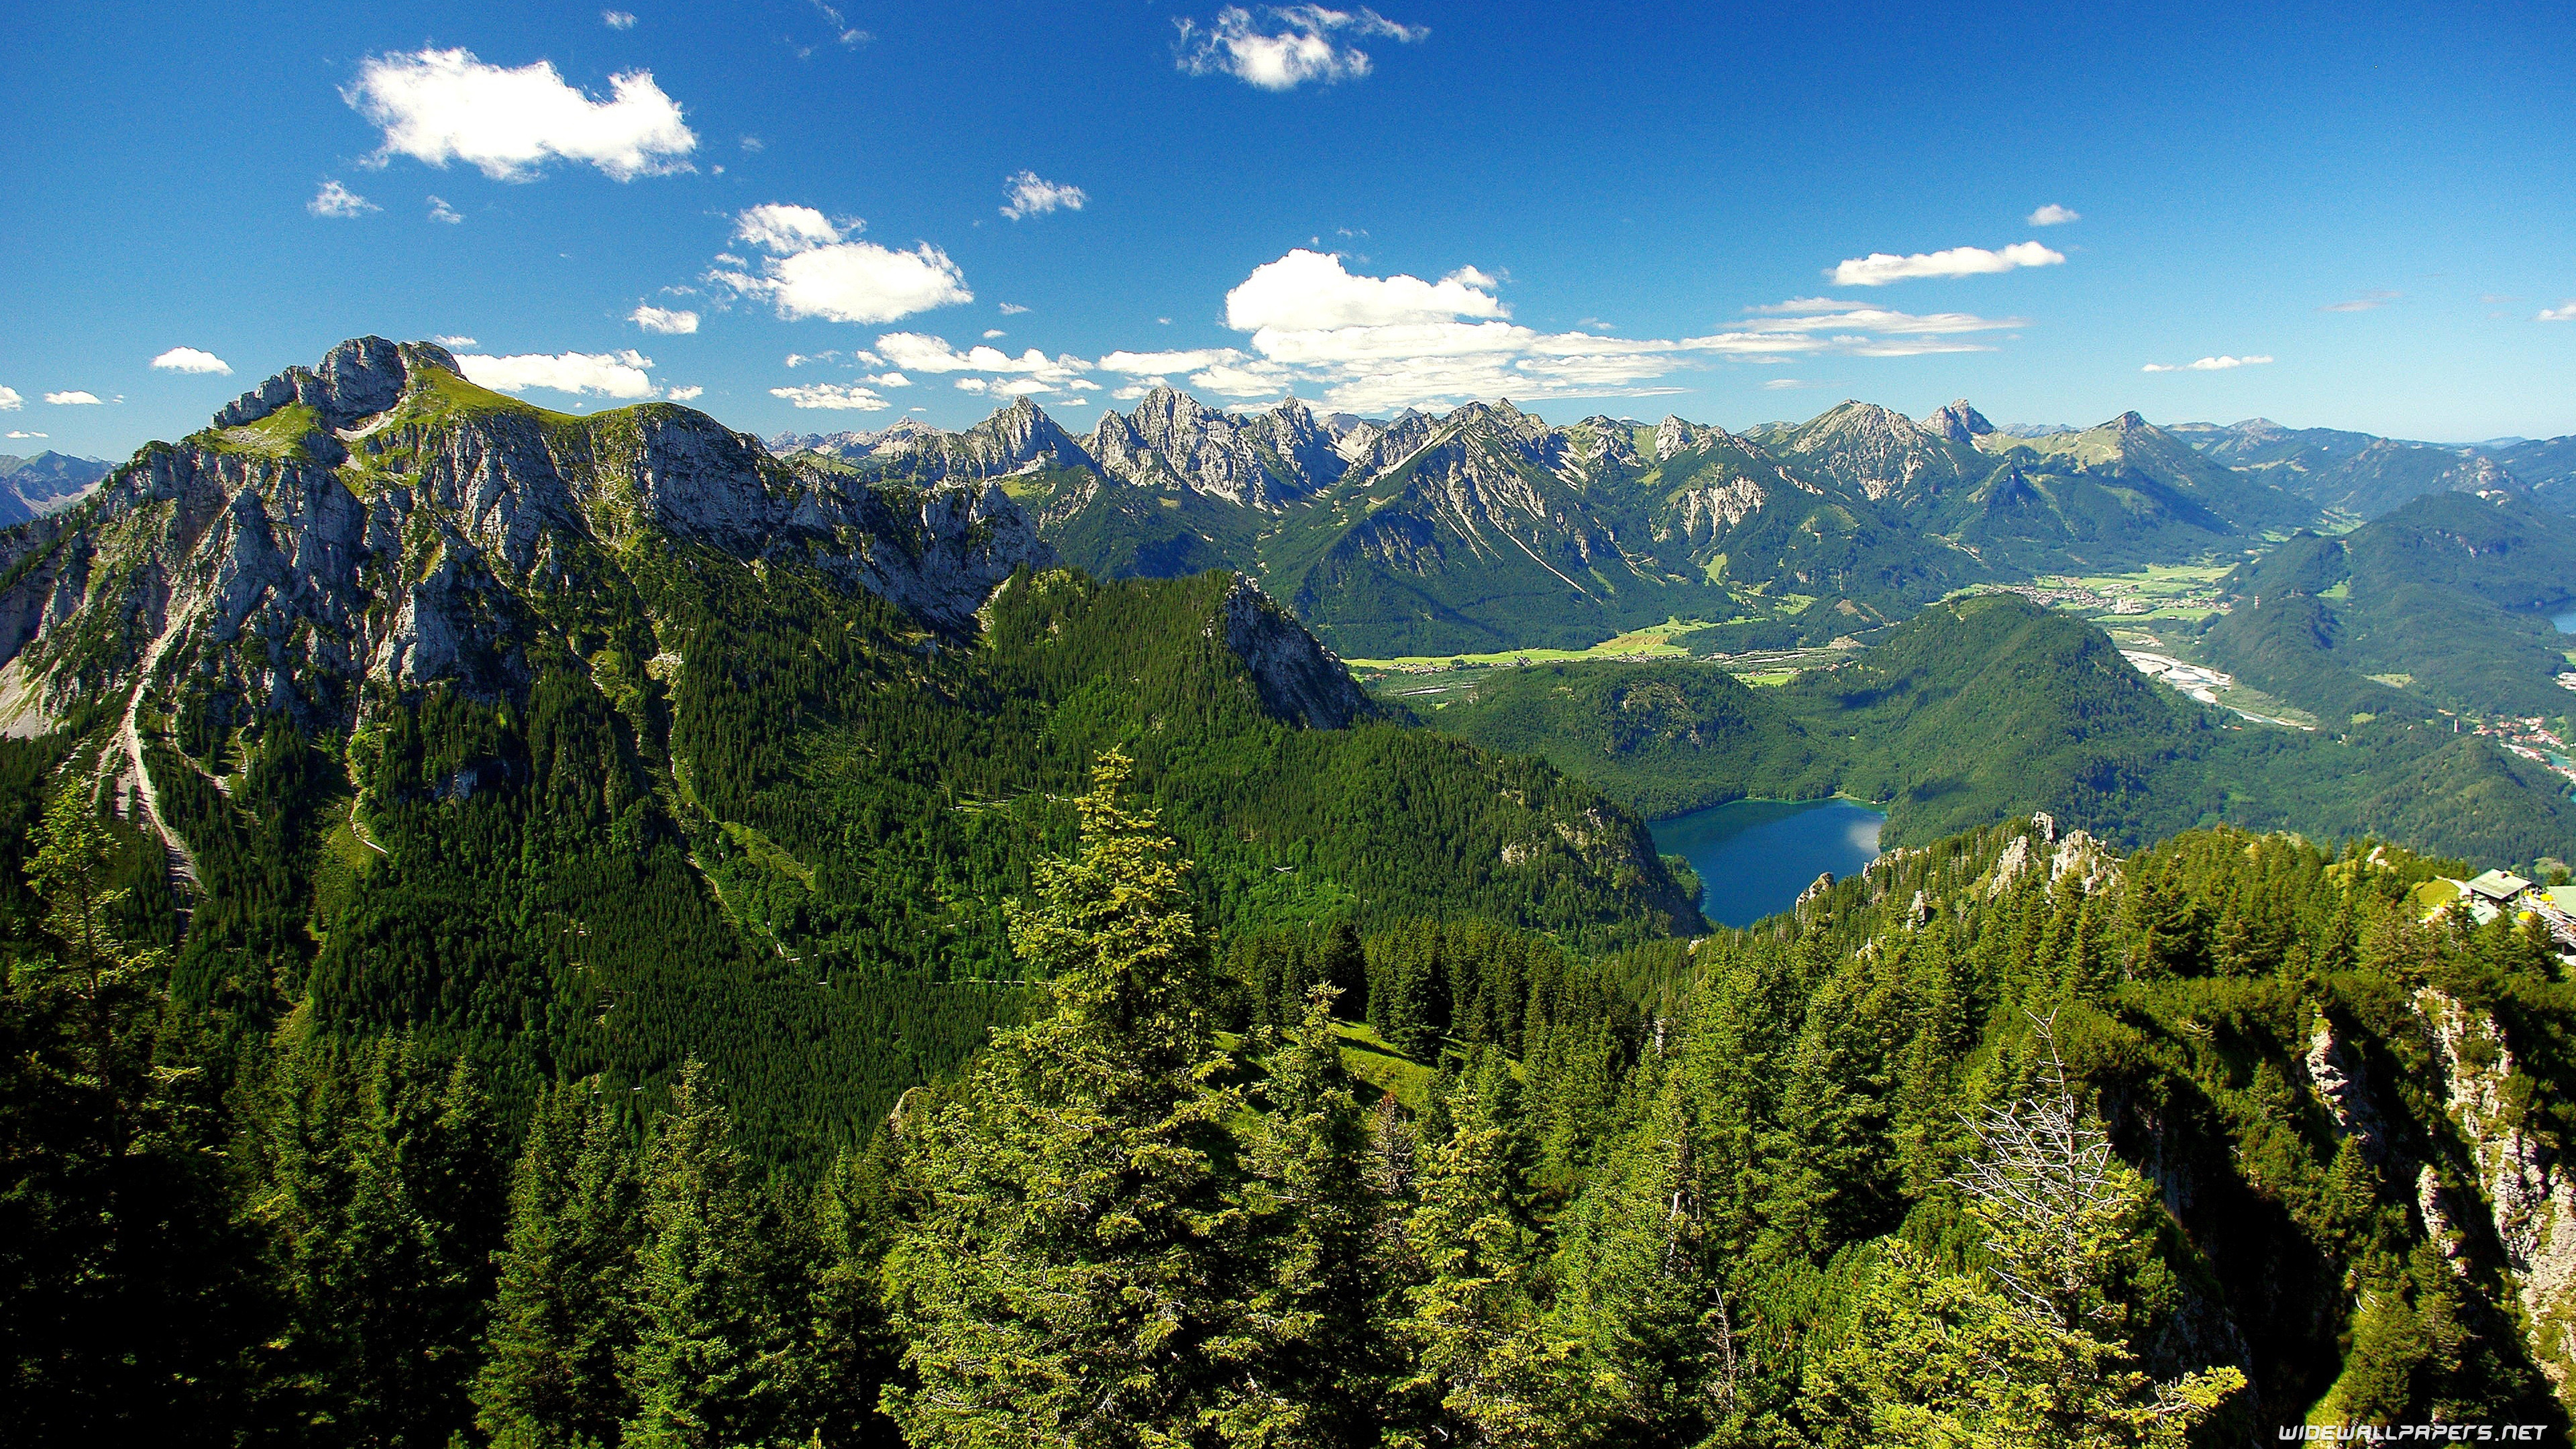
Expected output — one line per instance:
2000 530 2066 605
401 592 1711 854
881 750 1255 1448
1395 1046 1572 1448
474 1083 645 1449
625 1059 808 1449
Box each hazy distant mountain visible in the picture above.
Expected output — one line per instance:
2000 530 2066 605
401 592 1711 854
0 450 110 524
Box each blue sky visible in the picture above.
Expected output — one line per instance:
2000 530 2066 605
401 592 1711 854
3 0 2571 462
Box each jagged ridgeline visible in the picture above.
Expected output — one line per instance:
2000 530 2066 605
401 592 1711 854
784 390 2322 658
0 337 1696 1157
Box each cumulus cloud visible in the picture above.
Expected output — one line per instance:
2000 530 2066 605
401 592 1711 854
983 329 1007 339
428 195 464 223
1175 5 1426 90
602 9 636 27
45 391 104 405
0 388 21 411
309 180 378 217
2141 355 2273 372
2536 301 2576 322
1829 241 2064 287
713 204 971 323
433 335 478 347
1226 249 1506 331
152 347 232 375
631 305 699 335
1099 347 1251 374
666 384 703 401
346 48 697 182
770 382 891 411
2027 204 2080 226
2319 290 2399 313
875 333 1091 385
1000 171 1086 221
460 350 659 397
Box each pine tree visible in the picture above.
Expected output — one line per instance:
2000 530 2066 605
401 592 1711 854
1395 1046 1572 1447
1548 1071 1735 1446
625 1060 806 1449
474 1083 645 1449
881 749 1253 1448
2 775 260 1448
259 1035 506 1448
1216 985 1383 1447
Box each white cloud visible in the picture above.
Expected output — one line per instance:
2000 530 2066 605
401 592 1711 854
1175 5 1427 90
309 180 379 217
0 388 20 411
1112 380 1164 400
460 350 658 397
875 333 1091 384
602 9 636 27
983 329 1007 339
1741 299 2020 335
867 372 911 387
346 48 696 182
433 335 478 347
1226 248 1506 330
734 203 843 253
954 378 987 394
2141 355 2273 373
45 391 104 405
998 303 1030 315
1000 171 1087 221
5 431 44 439
2027 204 2080 226
665 385 704 401
631 305 700 335
2536 301 2576 322
427 195 464 223
152 347 232 375
1763 378 1821 390
1099 347 1250 374
1829 240 2065 286
809 0 869 46
2320 290 2399 313
770 382 890 410
714 204 971 323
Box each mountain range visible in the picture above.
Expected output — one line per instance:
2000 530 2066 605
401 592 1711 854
779 391 2341 657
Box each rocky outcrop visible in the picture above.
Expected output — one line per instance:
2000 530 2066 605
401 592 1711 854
1212 575 1370 729
2420 988 2576 1393
214 335 456 431
872 397 1096 482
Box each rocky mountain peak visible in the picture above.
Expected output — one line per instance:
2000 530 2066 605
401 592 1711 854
213 335 460 433
1919 399 1996 444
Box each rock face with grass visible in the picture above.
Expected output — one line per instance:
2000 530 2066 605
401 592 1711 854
0 337 1051 739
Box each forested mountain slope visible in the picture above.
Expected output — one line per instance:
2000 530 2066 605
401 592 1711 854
2204 488 2576 720
1419 594 2576 867
0 337 1697 1158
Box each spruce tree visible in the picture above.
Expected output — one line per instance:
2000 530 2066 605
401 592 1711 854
474 1084 645 1449
625 1060 805 1449
881 750 1252 1448
1395 1046 1572 1447
1216 985 1382 1446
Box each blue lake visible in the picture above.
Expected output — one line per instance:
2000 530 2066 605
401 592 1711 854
1650 798 1888 928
